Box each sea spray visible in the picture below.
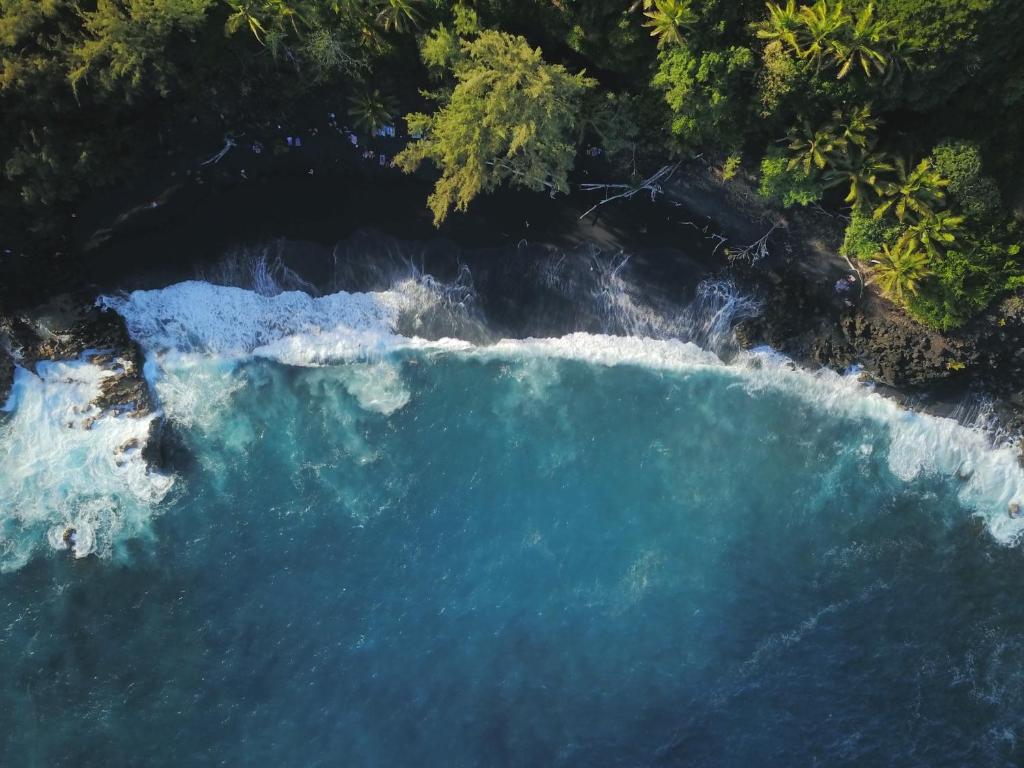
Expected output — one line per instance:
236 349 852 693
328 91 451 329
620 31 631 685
0 357 172 570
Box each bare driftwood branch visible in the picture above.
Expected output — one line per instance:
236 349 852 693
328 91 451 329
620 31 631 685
577 162 682 220
727 222 783 265
201 135 237 166
706 232 728 256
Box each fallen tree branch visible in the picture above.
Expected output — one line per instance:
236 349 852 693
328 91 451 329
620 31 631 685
201 135 237 166
706 232 728 256
577 162 681 220
727 222 783 265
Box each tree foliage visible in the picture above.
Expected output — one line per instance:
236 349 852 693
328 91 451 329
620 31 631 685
758 148 825 207
70 0 213 97
872 157 947 223
652 45 755 149
0 0 1021 330
868 236 930 303
394 28 595 225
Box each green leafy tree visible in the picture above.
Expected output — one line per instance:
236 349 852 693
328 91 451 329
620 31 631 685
842 205 899 261
758 147 826 207
301 26 363 80
930 140 1003 222
394 29 595 225
652 45 756 149
642 0 697 50
754 0 899 83
868 237 931 303
828 104 879 149
224 0 313 45
225 0 269 43
907 233 1023 331
873 157 949 223
69 0 214 96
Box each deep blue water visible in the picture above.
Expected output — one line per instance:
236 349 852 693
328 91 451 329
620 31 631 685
2 277 1024 767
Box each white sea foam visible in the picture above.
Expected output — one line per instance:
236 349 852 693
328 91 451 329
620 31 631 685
0 358 173 571
100 281 405 357
101 280 1024 545
334 363 412 415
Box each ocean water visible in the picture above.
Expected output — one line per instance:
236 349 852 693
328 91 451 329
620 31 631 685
3 258 1024 766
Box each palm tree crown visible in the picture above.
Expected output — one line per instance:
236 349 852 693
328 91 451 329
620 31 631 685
868 238 931 303
824 149 894 207
755 0 803 50
831 2 891 79
348 88 397 133
643 0 698 50
375 0 423 35
874 157 948 223
786 121 846 175
796 0 846 72
902 210 965 258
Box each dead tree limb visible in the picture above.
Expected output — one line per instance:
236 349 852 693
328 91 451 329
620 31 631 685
727 222 782 265
201 135 236 166
577 162 681 220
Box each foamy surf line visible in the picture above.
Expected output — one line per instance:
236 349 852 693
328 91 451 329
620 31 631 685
102 281 1024 546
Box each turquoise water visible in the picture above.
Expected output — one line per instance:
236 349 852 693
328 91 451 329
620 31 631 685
2 271 1024 766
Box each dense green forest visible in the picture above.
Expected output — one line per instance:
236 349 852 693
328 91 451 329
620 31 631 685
2 0 1023 329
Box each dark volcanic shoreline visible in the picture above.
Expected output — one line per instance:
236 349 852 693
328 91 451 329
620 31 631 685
2 147 1023 456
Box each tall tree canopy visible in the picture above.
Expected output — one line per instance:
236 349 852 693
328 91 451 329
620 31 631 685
395 28 595 225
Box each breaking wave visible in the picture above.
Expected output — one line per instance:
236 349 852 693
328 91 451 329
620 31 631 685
3 246 1023 571
99 266 1024 546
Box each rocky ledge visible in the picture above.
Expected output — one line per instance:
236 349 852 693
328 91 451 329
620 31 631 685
734 258 1024 438
0 303 158 447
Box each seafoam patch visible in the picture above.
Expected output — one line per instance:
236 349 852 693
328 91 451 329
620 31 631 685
0 359 173 571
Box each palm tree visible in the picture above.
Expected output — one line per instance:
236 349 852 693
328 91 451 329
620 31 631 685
796 0 846 73
755 0 803 52
824 150 893 208
873 157 949 223
374 0 423 34
786 121 846 175
868 237 931 303
830 2 891 79
225 0 307 46
225 0 269 44
829 105 880 150
347 88 397 134
882 36 913 87
902 210 965 259
643 0 698 50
